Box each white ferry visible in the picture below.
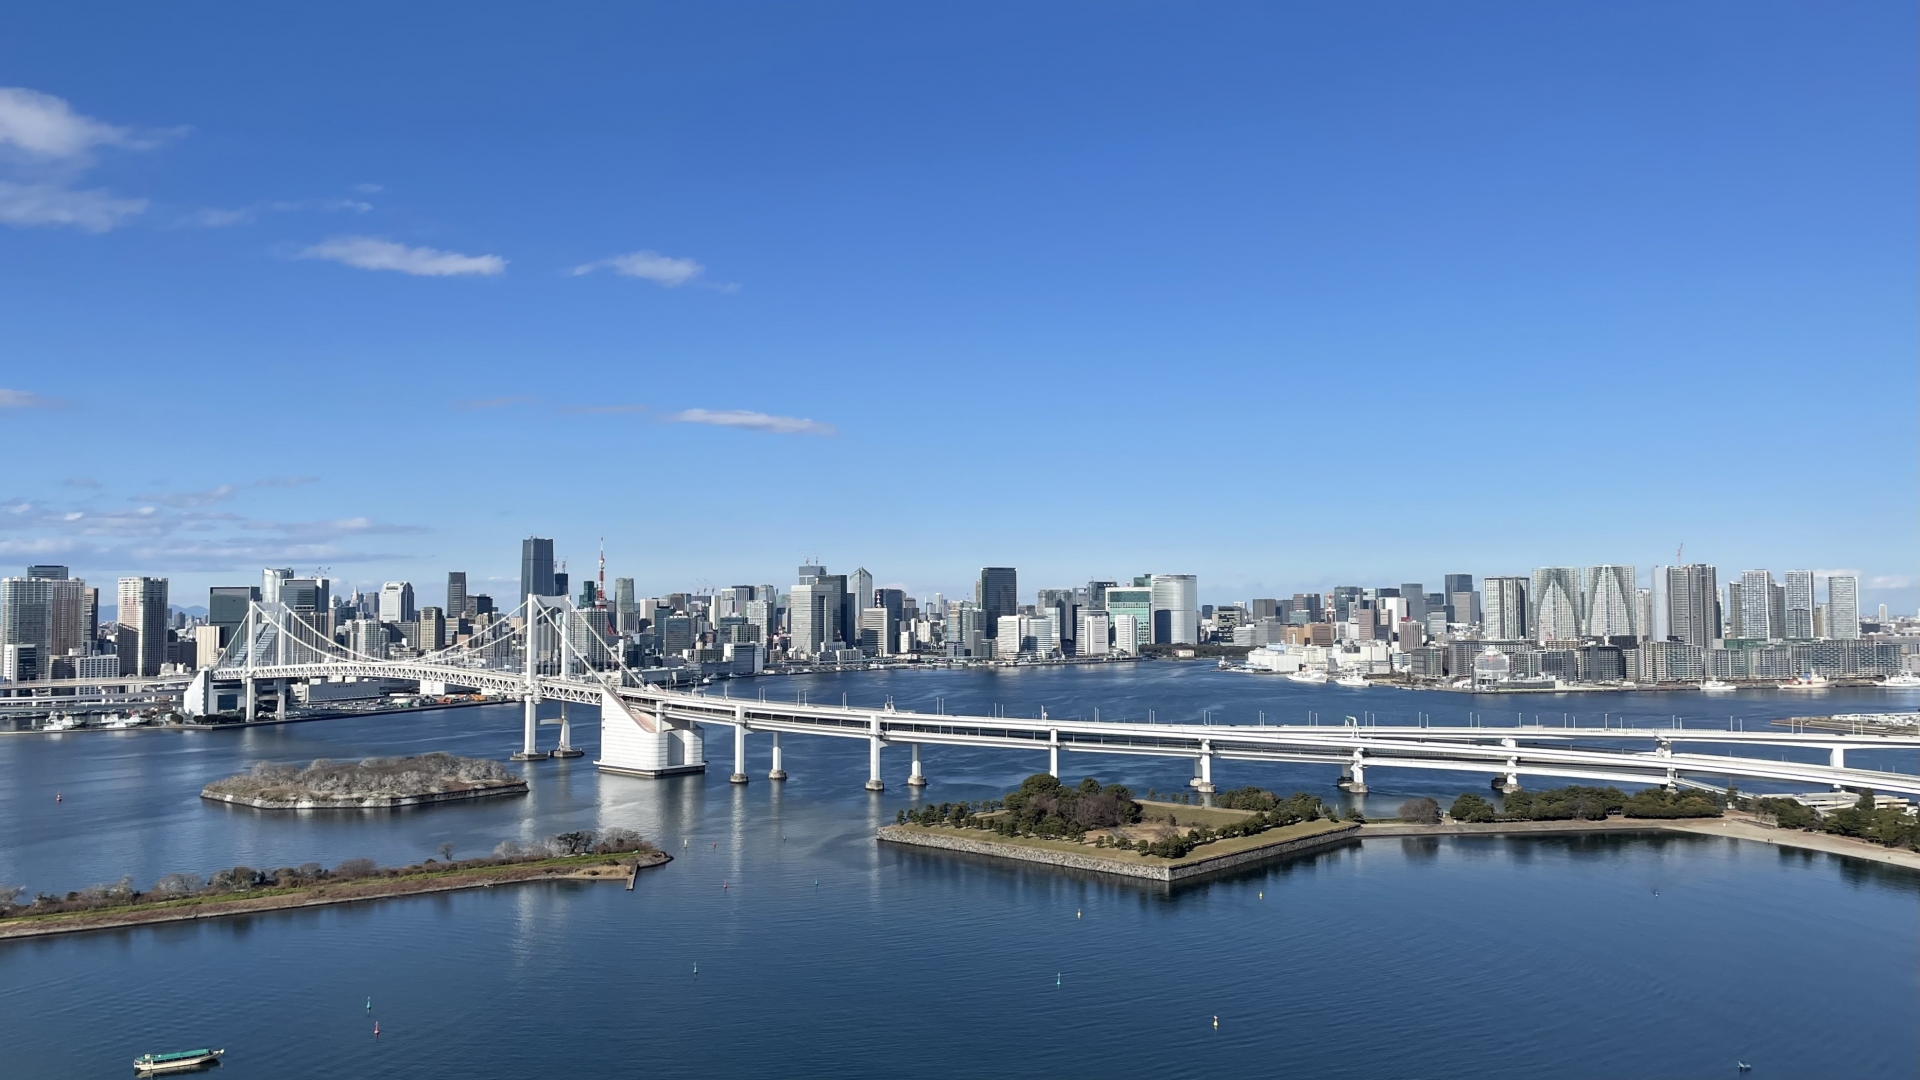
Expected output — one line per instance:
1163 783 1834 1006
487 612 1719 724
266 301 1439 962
1334 673 1369 689
1880 673 1920 688
1777 674 1831 690
1286 668 1329 685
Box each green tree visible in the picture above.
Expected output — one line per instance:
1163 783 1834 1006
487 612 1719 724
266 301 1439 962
1450 793 1496 823
1397 797 1441 824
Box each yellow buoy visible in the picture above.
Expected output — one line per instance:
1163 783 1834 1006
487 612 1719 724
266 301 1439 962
1212 1015 1219 1029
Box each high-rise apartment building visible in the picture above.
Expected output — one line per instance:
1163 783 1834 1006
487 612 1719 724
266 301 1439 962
520 537 556 602
116 576 168 677
1724 581 1744 638
1665 564 1718 648
418 606 446 651
1827 575 1859 640
446 572 468 619
0 573 88 678
976 568 1018 640
1150 574 1198 645
1530 568 1581 643
1783 570 1815 640
1739 570 1777 641
1580 565 1636 639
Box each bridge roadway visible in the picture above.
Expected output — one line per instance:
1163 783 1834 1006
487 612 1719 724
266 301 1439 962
211 656 1920 797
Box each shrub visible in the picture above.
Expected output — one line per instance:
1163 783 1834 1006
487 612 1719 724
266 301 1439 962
1753 797 1820 830
1621 788 1723 819
332 858 378 880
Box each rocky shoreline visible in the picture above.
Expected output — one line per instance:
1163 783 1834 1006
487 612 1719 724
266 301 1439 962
200 780 527 810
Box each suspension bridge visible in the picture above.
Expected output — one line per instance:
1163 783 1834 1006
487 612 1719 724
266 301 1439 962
196 597 1920 798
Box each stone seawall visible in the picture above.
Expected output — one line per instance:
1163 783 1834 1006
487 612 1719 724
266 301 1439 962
877 823 1361 882
200 781 528 810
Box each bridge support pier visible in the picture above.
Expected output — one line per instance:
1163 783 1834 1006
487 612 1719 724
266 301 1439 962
908 742 926 787
865 715 885 791
730 720 749 784
512 695 548 761
1830 746 1846 790
552 701 583 758
1048 730 1059 779
244 678 257 722
768 732 787 781
1194 744 1215 805
276 679 288 721
1338 751 1368 794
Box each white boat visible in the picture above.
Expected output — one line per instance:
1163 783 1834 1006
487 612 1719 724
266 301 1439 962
1334 673 1369 688
1286 669 1328 685
1777 674 1831 690
133 1048 223 1074
1701 679 1736 693
1880 673 1920 688
103 713 147 729
43 712 81 731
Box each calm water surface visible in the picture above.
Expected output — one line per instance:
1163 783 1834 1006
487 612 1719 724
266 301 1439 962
3 665 1915 1078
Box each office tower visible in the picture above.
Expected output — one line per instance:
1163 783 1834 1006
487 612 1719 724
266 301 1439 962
1111 613 1140 655
1085 580 1114 611
1724 581 1744 637
1149 574 1199 645
1249 598 1280 620
27 564 69 580
116 576 168 676
850 568 874 618
1647 566 1671 640
1530 568 1581 643
976 568 1018 640
1 642 38 682
1038 588 1080 653
554 570 569 599
1580 565 1636 639
1482 577 1527 641
208 586 258 647
1443 574 1473 605
789 581 830 656
1292 593 1326 622
858 607 894 655
379 582 416 624
1739 570 1777 640
1783 570 1815 640
1105 585 1151 650
612 577 637 633
446 572 468 619
1400 584 1426 627
520 537 557 602
1076 609 1111 656
261 567 293 604
1331 586 1361 622
418 607 446 651
1878 603 1889 624
816 574 851 647
349 618 387 659
1827 575 1859 640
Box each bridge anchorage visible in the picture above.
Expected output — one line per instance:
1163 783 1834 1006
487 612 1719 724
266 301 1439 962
200 596 1920 800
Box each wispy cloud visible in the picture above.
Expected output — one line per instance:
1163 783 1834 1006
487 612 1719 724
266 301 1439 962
455 395 536 411
299 235 505 277
135 484 238 508
563 404 648 415
1868 575 1912 590
0 87 168 232
180 197 371 229
0 388 70 409
571 249 705 287
667 408 835 436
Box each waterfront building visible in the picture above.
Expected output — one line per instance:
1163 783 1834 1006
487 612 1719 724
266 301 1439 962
1112 613 1141 656
1827 575 1859 640
1784 570 1815 640
789 581 831 657
1 641 38 682
1482 576 1527 642
1530 568 1581 643
349 618 387 659
858 606 896 656
116 576 168 677
976 568 1018 642
520 537 556 601
1642 639 1706 682
1150 574 1199 645
0 574 88 678
447 572 468 619
1105 586 1152 650
1580 565 1636 639
1076 609 1112 656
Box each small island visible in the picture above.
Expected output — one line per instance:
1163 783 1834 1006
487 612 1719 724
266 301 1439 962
202 752 528 809
0 829 668 940
878 774 1359 882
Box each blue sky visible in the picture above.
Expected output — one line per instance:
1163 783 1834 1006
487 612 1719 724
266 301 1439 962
1 3 1914 612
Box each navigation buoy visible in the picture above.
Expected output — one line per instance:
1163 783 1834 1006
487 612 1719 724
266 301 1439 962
1076 910 1081 919
373 1021 379 1038
1056 973 1061 986
365 997 371 1012
1213 1016 1219 1030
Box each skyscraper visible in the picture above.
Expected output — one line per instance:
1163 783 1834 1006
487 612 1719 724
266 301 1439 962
116 576 168 677
850 568 874 618
262 567 293 604
1483 577 1528 640
1724 581 1744 638
520 537 557 602
1530 568 1581 643
1665 564 1718 648
976 568 1018 640
1739 570 1777 641
379 582 416 624
208 586 259 648
1580 565 1636 639
1150 574 1199 645
26 564 69 580
1400 584 1426 628
446 572 468 619
1104 585 1152 651
1443 573 1476 625
1783 570 1815 640
1827 575 1859 640
614 577 637 634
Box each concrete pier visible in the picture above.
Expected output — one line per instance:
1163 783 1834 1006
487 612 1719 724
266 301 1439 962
865 716 884 791
552 700 584 758
512 693 548 761
908 742 926 787
730 717 750 784
768 731 787 781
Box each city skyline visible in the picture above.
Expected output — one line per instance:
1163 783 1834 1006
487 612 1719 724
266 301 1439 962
1 5 1915 612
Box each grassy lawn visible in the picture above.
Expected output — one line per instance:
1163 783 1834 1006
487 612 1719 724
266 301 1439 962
893 817 1350 867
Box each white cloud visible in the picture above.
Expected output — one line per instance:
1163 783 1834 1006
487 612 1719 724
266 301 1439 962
0 181 146 232
181 197 372 229
299 235 505 277
1868 575 1912 590
571 249 705 287
135 484 239 508
667 408 835 436
0 388 70 409
0 87 139 159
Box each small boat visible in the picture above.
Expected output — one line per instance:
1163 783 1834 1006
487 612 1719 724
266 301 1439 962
44 712 81 731
1701 679 1736 693
1880 673 1920 688
133 1048 223 1073
1777 674 1830 690
1334 673 1369 689
1286 669 1328 685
